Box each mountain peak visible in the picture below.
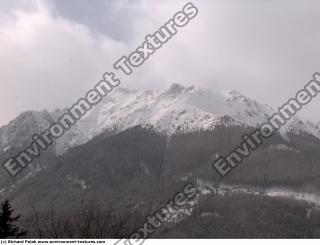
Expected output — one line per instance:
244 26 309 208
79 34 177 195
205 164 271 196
222 90 247 99
168 83 186 93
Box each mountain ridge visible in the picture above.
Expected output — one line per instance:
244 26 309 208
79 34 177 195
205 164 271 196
1 83 319 156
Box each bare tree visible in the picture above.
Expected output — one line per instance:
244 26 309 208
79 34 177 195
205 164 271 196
74 199 95 238
30 205 43 238
43 202 58 238
92 207 111 238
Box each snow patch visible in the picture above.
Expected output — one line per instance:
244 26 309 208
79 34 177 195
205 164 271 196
269 144 300 153
66 175 89 190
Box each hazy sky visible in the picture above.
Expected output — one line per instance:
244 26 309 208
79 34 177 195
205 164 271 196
1 0 320 126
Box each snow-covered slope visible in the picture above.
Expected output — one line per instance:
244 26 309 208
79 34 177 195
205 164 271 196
54 83 320 154
1 83 320 155
0 111 54 154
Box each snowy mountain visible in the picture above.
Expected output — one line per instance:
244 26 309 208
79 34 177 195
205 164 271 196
1 84 320 239
1 83 319 155
54 83 320 154
0 111 54 154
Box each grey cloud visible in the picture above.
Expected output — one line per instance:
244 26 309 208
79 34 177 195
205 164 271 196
1 0 320 126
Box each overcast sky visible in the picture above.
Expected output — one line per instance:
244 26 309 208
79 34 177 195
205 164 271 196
1 0 320 126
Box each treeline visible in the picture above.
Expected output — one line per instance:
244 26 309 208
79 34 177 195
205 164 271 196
21 199 134 239
0 199 144 239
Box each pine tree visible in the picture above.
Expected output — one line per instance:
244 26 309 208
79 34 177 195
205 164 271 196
0 199 27 238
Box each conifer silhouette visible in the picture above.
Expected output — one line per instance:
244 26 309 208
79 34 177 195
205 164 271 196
0 199 26 238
